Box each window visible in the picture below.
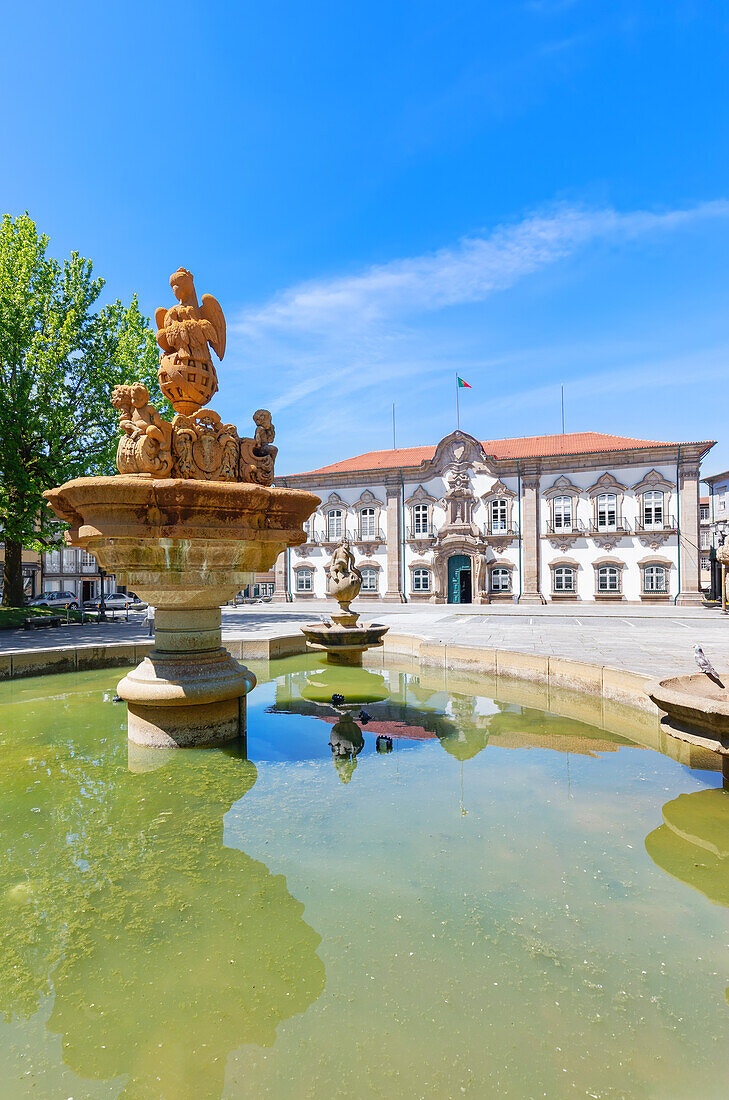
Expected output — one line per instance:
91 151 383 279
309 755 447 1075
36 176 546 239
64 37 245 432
327 509 343 541
490 499 508 533
642 490 664 529
360 508 376 538
413 567 431 592
701 555 710 571
597 565 620 592
596 494 618 531
46 550 61 572
62 549 76 572
360 567 378 592
719 488 727 512
296 568 313 593
554 566 576 593
302 519 311 539
412 503 429 535
490 567 511 593
700 505 710 521
553 496 573 531
80 550 97 572
643 564 667 593
700 529 711 550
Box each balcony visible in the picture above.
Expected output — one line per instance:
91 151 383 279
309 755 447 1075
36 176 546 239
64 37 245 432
406 526 437 543
633 514 677 535
588 517 632 537
545 520 586 537
483 523 519 540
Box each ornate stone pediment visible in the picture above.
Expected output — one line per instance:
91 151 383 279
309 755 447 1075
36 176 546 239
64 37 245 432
632 469 674 494
353 488 384 510
481 479 516 502
586 472 627 497
425 431 491 477
320 491 346 511
405 484 438 506
543 475 581 500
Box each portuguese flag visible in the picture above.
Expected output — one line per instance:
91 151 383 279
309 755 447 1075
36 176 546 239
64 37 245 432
457 376 472 388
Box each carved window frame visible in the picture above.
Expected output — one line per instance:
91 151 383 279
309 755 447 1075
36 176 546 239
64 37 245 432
632 472 674 530
405 485 437 537
638 555 672 599
481 480 517 534
292 563 315 595
587 473 627 532
408 559 433 596
352 490 384 540
549 557 580 599
592 556 626 598
542 476 581 533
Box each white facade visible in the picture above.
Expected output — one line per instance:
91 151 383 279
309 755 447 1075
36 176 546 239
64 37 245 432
274 430 711 605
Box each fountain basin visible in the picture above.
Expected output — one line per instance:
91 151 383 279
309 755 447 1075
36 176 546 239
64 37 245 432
301 621 389 666
44 475 319 746
646 674 729 748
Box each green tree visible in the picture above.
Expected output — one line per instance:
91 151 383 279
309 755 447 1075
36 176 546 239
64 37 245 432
0 213 163 606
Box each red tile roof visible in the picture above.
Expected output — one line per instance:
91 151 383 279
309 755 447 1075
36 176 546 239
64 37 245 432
295 432 715 477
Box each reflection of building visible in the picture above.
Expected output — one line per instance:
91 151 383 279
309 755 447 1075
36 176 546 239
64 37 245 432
0 543 41 599
274 430 713 604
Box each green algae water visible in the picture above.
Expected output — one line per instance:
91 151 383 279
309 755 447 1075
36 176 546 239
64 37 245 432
0 656 728 1099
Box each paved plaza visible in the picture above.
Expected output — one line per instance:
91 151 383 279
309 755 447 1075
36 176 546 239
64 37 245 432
1 602 727 680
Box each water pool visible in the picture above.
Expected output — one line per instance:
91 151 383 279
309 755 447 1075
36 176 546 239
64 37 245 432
0 655 728 1099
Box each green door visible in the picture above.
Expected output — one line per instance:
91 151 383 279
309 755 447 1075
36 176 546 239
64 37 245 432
447 555 471 604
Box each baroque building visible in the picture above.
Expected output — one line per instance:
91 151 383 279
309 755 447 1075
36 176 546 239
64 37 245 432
273 430 713 605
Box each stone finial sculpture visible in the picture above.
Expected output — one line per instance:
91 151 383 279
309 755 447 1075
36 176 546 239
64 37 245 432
113 270 277 485
326 538 362 616
301 537 387 665
155 267 225 416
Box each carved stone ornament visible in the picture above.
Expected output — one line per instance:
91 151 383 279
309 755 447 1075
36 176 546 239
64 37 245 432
638 532 671 551
546 533 582 554
592 534 625 551
326 539 362 612
113 271 278 486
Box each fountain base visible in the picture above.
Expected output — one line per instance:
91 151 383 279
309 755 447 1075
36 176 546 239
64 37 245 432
117 608 256 747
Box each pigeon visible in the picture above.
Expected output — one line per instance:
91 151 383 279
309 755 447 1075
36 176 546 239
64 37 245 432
694 644 720 678
358 709 371 725
320 617 333 628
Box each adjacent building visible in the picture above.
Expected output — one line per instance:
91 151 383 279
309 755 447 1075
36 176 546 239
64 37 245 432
273 429 714 605
0 545 42 600
41 547 119 603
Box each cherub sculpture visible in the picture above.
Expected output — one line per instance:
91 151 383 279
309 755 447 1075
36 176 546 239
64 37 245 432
240 409 277 486
155 268 226 416
112 383 174 477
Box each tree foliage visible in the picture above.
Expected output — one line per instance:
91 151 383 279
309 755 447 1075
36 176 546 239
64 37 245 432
0 213 164 604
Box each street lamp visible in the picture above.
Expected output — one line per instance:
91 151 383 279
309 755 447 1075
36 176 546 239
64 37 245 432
717 524 729 614
98 567 108 623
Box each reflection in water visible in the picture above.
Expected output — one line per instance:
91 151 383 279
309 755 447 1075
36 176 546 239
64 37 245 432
329 712 365 783
0 724 325 1099
302 664 388 705
646 787 729 909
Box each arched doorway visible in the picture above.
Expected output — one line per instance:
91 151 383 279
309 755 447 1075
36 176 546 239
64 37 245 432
447 554 472 604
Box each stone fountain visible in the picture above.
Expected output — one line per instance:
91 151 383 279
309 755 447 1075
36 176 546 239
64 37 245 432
300 538 388 665
44 267 318 747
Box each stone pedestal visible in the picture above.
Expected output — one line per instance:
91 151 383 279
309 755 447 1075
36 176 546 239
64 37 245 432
117 608 256 747
44 476 319 748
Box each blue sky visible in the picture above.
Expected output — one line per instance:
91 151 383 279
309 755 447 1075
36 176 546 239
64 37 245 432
2 1 728 475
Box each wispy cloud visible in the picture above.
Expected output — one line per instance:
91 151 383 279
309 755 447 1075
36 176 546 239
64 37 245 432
232 200 728 398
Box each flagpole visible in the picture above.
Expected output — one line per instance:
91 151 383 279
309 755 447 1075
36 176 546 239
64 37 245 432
455 371 460 431
392 402 396 449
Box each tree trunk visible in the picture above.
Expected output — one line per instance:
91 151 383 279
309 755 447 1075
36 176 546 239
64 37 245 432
2 539 26 607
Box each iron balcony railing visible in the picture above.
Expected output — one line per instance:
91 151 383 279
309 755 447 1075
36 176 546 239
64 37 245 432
483 523 519 538
589 516 632 535
354 527 386 542
406 526 437 540
634 514 677 533
546 520 586 536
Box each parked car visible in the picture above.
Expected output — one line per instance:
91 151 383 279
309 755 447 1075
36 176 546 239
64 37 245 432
83 592 147 611
28 591 79 610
